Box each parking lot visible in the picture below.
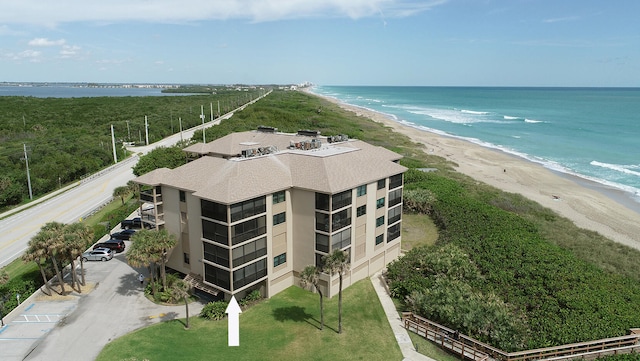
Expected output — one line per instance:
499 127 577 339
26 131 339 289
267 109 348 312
1 233 205 361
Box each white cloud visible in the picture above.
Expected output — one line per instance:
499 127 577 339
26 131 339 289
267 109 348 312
543 16 579 23
0 0 446 25
58 45 81 58
28 38 67 46
4 49 43 62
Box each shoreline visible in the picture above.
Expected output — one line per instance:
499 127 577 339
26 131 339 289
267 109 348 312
304 89 640 251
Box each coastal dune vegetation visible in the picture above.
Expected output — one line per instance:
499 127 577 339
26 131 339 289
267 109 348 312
2 88 640 359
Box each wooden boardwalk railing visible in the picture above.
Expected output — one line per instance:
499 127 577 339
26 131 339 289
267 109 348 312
402 312 640 361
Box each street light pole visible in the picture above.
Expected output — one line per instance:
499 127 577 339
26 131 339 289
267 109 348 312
23 144 33 200
200 105 206 144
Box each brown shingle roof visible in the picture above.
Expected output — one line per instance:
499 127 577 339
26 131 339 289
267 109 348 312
134 131 406 204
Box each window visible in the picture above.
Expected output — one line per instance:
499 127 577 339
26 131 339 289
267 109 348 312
231 216 267 245
183 252 190 264
179 190 186 202
232 237 267 267
388 223 401 242
315 193 330 211
388 206 402 225
203 242 230 267
316 233 330 253
331 228 351 250
356 205 366 217
201 200 227 222
315 253 326 269
389 174 403 190
388 188 402 207
376 197 385 209
202 219 229 246
375 234 384 245
356 185 367 197
273 212 286 226
331 208 351 231
230 196 266 222
204 264 230 291
376 216 385 227
316 212 330 232
377 178 386 190
274 253 286 267
332 190 352 210
273 191 286 204
233 258 267 290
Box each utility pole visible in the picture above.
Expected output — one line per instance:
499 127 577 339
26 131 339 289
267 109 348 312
23 144 33 200
110 124 118 164
210 102 214 121
125 120 131 140
200 105 206 144
218 100 221 117
179 117 183 142
145 115 149 146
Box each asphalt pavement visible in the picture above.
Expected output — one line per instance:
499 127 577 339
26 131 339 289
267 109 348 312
0 229 205 361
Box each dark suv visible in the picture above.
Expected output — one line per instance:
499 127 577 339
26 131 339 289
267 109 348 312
121 217 142 229
93 239 126 253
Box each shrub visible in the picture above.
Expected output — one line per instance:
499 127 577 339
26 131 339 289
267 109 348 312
200 301 228 320
239 289 262 307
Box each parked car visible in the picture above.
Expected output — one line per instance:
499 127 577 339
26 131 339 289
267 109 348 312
82 248 114 262
121 217 142 229
93 239 126 253
110 229 135 241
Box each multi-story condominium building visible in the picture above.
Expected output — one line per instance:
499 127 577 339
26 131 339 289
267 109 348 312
132 127 407 300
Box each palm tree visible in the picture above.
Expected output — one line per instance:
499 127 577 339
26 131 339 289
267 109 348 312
300 265 324 330
148 229 177 290
39 222 67 295
127 229 177 294
23 234 56 296
170 279 192 329
322 249 350 334
127 230 157 293
113 186 130 205
66 222 94 286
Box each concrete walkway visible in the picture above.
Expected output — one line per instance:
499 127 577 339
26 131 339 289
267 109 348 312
371 271 436 361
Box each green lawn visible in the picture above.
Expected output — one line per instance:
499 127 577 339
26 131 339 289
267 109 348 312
96 280 403 361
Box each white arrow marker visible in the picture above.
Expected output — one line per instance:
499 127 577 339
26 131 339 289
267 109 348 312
225 295 242 346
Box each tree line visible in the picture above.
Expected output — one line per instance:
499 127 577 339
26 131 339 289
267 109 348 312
0 89 263 210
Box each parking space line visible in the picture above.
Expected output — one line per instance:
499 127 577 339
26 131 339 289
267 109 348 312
13 314 61 323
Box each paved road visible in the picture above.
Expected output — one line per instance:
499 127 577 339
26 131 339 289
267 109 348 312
0 101 245 269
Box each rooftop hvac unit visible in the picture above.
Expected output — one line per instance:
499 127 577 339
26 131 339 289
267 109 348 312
327 134 349 143
257 126 278 133
297 129 320 137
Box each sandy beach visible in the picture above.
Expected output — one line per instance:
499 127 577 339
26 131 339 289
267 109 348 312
308 90 640 251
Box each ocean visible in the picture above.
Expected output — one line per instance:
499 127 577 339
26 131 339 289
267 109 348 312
311 86 640 207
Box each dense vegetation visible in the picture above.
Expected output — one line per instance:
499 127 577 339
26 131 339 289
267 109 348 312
0 88 263 210
387 168 640 350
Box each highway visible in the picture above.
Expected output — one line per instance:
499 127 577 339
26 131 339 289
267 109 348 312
0 90 271 269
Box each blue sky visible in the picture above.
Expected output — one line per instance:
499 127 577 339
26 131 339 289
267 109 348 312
1 0 638 86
